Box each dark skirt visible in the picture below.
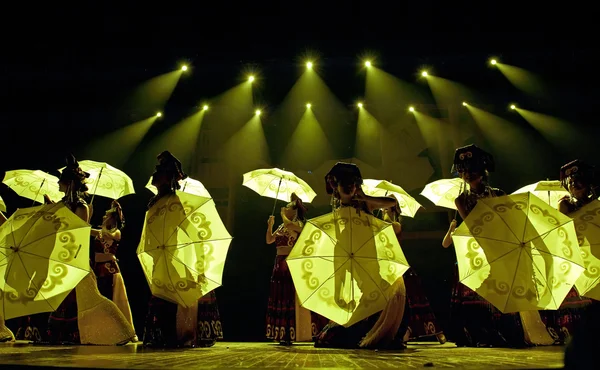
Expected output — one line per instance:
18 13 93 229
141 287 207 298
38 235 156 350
539 288 592 344
449 264 527 348
46 290 80 344
143 291 223 348
12 313 49 342
404 268 444 341
265 254 296 342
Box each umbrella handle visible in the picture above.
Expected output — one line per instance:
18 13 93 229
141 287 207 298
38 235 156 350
33 179 45 206
271 177 283 216
90 167 103 205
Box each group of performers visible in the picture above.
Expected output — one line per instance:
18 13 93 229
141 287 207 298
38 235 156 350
0 145 598 349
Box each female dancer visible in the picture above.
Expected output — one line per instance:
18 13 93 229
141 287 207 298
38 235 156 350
46 154 136 345
315 162 408 349
381 199 446 344
441 145 553 347
90 200 137 341
143 151 223 348
539 159 596 344
265 193 315 344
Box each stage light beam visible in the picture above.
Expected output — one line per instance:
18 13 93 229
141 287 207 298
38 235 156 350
306 103 311 109
365 60 372 67
248 75 255 83
462 102 468 106
181 65 188 71
357 102 363 108
306 61 313 69
510 104 517 110
490 59 497 65
203 105 209 111
156 112 162 117
409 106 415 112
255 109 261 116
421 71 428 77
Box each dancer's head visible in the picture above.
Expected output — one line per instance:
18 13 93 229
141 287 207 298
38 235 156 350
452 144 495 187
58 154 90 197
151 151 187 192
102 200 125 230
325 162 363 202
560 159 597 201
281 193 307 223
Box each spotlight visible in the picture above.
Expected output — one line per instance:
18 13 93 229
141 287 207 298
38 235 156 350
306 61 313 69
203 105 209 111
421 71 428 77
255 109 261 116
365 60 372 67
248 75 255 82
409 106 415 112
462 102 468 107
306 103 312 109
156 112 162 117
357 102 363 108
181 65 188 71
510 104 516 110
490 59 497 65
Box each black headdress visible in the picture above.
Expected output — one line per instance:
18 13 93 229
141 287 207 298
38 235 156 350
60 154 90 193
324 162 363 195
451 144 495 174
152 151 188 191
560 159 597 191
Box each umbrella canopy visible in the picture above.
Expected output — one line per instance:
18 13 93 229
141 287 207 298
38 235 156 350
421 178 466 210
2 170 62 204
137 191 232 307
59 160 135 199
0 196 5 213
242 168 317 203
452 192 584 313
512 180 569 209
0 203 92 319
361 179 422 218
145 176 211 198
287 206 409 327
571 199 600 300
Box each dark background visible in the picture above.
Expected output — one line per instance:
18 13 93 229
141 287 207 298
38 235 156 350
1 4 598 341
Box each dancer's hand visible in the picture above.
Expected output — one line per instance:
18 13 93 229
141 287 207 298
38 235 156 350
43 194 55 204
267 215 275 227
449 219 457 232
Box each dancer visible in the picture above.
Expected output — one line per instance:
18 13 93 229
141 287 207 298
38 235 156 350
380 199 446 344
142 151 223 348
441 144 553 347
539 159 596 344
90 200 137 341
265 193 324 344
45 154 136 345
315 162 408 349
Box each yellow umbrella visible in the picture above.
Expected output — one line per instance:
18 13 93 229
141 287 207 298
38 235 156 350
137 191 232 307
145 176 211 198
571 199 600 300
59 160 135 200
0 196 5 213
2 170 62 204
361 179 422 218
0 203 92 319
287 206 409 327
242 168 317 214
512 180 569 209
452 192 584 313
421 178 466 210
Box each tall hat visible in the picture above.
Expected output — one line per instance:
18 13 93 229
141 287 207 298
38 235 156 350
59 154 90 191
451 144 495 174
560 159 596 190
153 151 188 182
324 162 363 195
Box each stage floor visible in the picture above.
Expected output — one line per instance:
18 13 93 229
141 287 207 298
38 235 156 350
0 341 564 369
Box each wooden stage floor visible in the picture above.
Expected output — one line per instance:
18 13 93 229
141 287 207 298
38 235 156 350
0 341 564 369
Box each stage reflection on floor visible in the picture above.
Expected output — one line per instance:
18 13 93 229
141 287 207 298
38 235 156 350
0 341 564 369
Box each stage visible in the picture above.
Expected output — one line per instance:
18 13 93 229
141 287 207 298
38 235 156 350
0 341 564 369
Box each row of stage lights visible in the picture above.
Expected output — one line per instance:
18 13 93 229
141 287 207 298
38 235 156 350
155 58 505 118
